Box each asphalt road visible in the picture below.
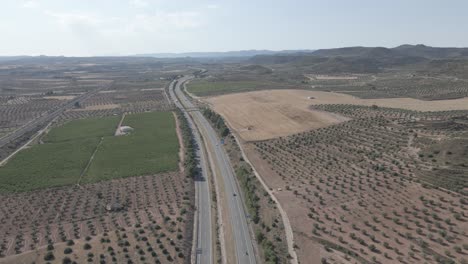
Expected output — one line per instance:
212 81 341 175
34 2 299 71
0 85 110 149
169 78 213 264
173 76 256 264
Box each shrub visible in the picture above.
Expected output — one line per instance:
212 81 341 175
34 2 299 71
44 252 55 261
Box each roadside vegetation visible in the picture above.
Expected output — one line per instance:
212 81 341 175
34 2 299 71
175 109 197 177
202 108 289 264
202 107 229 137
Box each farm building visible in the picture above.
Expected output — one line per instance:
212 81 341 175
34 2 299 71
116 125 134 136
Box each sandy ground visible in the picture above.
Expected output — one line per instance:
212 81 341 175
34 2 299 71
206 90 350 141
43 95 76 100
70 104 120 111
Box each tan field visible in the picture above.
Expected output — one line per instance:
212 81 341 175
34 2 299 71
206 89 468 141
206 90 350 141
43 95 76 100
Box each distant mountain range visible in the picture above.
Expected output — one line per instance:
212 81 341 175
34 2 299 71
249 44 468 75
132 49 315 58
2 45 468 63
132 44 468 59
311 44 468 59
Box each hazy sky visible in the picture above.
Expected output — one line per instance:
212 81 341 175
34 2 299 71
1 0 467 56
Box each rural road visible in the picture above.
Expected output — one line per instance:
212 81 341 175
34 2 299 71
172 76 257 264
169 78 213 264
0 84 111 149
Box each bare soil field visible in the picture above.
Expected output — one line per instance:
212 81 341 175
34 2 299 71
205 90 349 141
206 89 468 141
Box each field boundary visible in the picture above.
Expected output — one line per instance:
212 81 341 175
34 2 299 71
77 136 104 185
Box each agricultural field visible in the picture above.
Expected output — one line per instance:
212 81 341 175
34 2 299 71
306 73 468 100
0 137 100 192
243 106 468 264
0 57 178 162
187 80 289 97
205 89 468 141
0 109 190 263
0 111 178 193
0 57 197 264
0 172 193 263
206 90 349 141
85 111 179 183
44 116 119 143
186 63 308 97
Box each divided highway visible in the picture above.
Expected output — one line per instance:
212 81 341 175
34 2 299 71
171 76 257 264
168 78 213 264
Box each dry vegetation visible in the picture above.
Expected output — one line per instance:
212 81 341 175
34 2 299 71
245 106 467 264
205 90 349 141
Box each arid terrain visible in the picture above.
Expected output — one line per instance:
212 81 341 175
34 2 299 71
205 90 349 141
1 43 468 264
188 45 468 263
205 92 468 263
206 89 468 141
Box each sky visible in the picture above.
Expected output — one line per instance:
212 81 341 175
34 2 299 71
1 0 468 56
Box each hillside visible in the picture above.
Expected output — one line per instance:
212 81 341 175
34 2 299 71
249 44 468 74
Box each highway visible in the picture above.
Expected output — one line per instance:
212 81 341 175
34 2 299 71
172 76 257 264
168 78 213 264
0 84 110 149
